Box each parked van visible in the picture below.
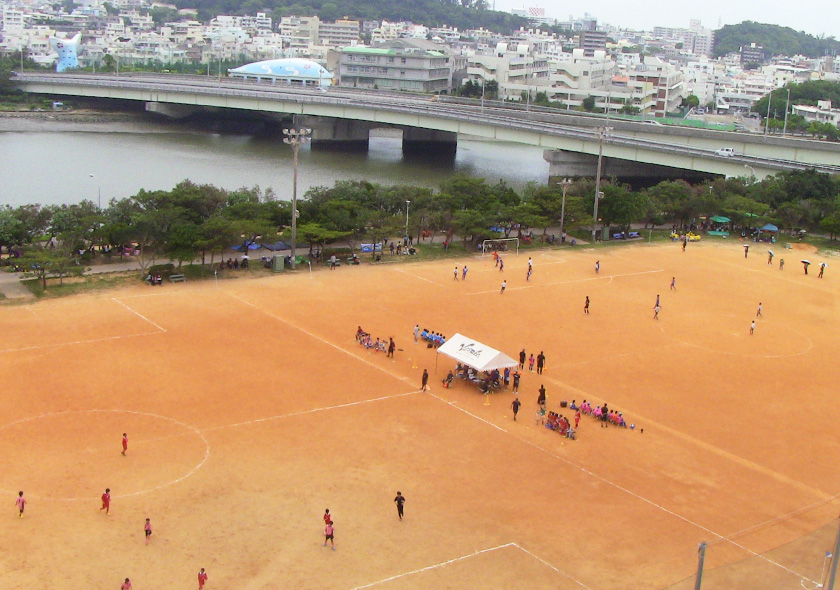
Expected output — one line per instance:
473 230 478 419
715 147 735 157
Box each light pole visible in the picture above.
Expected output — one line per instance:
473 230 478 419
782 87 791 137
283 127 310 270
88 173 101 210
764 88 772 137
558 177 572 238
744 164 756 184
592 126 612 243
405 200 411 241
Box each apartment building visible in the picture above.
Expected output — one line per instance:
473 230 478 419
792 100 840 126
338 38 458 92
318 19 360 47
628 56 685 116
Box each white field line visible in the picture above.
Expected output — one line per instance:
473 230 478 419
111 297 168 332
425 392 821 586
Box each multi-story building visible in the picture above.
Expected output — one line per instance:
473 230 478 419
338 38 459 93
627 56 685 116
579 28 606 57
318 19 360 47
792 100 840 126
740 43 766 66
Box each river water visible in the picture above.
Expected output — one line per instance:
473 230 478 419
0 114 550 207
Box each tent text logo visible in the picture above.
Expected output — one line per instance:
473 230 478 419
458 342 483 358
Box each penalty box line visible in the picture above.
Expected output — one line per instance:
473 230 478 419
348 542 589 590
426 391 821 586
0 298 166 354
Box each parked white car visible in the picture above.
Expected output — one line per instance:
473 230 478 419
715 147 735 157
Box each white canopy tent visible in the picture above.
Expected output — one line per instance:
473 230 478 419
436 333 518 372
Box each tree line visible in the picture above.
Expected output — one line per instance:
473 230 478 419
2 170 840 286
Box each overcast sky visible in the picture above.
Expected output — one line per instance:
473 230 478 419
491 1 839 40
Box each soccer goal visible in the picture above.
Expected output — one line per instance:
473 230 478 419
481 237 520 258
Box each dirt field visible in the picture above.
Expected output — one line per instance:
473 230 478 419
1 239 838 590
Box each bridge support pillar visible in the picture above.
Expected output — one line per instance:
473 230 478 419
145 102 202 119
401 127 457 155
543 149 714 184
294 115 372 150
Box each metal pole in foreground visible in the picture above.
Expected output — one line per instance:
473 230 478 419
826 516 840 590
283 127 311 270
694 541 707 590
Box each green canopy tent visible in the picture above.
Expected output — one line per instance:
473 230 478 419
708 215 731 236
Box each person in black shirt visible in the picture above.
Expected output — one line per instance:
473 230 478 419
394 491 406 520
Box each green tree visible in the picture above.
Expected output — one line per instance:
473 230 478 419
819 214 840 240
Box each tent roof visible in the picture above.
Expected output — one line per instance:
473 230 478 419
436 333 518 372
760 223 779 231
710 215 730 223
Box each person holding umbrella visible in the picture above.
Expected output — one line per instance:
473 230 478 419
802 260 811 275
767 250 774 265
819 262 827 278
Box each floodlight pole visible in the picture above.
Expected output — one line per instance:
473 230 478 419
283 127 311 270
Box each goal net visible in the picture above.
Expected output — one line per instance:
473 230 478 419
481 237 520 258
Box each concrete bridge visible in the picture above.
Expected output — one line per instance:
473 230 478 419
13 72 840 182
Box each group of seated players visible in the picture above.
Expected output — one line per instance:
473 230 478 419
421 329 447 348
445 363 501 393
543 411 575 439
572 399 633 429
355 326 387 353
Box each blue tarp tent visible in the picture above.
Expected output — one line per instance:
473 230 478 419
760 223 779 232
261 241 290 251
231 241 263 251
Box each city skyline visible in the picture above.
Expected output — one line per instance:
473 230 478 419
493 0 839 40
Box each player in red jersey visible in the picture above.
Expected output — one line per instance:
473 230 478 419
144 518 152 544
323 509 332 525
16 491 26 518
122 433 128 456
198 567 208 589
121 578 132 590
100 488 111 515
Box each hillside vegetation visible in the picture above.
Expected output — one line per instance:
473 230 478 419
173 0 528 32
714 21 840 58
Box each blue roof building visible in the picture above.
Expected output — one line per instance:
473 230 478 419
228 58 334 87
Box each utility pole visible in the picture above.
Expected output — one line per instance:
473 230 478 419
283 127 311 270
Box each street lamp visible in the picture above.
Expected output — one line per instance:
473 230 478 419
283 127 311 270
558 177 572 238
88 173 101 210
592 126 612 243
405 200 411 241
